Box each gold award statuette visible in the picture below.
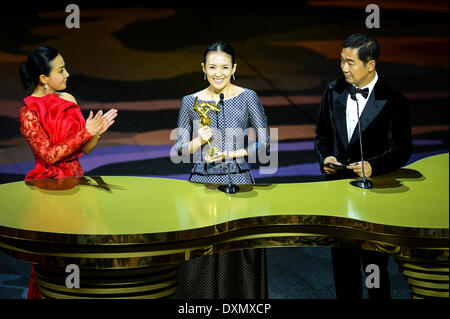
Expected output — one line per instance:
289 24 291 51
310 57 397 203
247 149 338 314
193 96 221 157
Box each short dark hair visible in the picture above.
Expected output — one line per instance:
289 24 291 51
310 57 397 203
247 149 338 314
19 46 59 91
342 33 379 64
203 41 236 65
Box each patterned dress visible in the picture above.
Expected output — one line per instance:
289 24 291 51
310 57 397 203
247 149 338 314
174 88 270 298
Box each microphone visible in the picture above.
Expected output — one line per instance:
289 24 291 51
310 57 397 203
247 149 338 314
349 85 373 189
217 93 240 194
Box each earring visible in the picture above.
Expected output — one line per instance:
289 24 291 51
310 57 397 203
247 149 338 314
232 74 236 81
204 73 206 80
44 84 48 89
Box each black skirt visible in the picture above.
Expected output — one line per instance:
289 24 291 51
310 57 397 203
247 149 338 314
176 248 267 299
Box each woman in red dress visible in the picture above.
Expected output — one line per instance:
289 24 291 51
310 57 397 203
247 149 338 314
18 46 118 299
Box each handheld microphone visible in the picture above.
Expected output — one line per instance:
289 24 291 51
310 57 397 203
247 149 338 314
217 93 240 194
349 85 373 189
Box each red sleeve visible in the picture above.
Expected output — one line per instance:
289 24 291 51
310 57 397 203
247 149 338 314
19 106 93 165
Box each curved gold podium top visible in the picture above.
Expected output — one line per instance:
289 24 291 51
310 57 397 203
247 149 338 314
0 154 448 245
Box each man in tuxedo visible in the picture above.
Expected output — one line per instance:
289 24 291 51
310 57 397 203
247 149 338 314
314 33 413 299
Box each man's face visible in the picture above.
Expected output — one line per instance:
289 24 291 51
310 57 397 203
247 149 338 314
340 47 375 88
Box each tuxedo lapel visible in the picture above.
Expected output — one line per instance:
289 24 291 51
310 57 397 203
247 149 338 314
348 81 387 146
332 88 349 149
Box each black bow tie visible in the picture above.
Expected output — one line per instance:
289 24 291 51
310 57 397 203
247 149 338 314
348 85 369 99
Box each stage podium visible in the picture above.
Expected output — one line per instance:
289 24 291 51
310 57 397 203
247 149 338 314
0 154 448 299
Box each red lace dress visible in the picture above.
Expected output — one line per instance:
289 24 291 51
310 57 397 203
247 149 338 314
19 94 93 299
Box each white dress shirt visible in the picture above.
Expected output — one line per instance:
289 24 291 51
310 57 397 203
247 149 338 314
346 72 378 142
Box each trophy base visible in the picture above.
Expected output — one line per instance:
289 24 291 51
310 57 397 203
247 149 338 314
350 178 373 189
209 147 220 158
218 184 240 194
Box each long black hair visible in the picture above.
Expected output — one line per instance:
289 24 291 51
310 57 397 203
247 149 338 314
19 46 60 91
203 41 236 65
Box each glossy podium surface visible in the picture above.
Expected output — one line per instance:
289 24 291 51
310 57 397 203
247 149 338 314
0 154 448 299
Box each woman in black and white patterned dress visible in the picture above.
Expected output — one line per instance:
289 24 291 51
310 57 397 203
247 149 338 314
174 41 270 298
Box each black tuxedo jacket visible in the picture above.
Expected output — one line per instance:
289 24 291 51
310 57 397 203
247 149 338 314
314 76 413 178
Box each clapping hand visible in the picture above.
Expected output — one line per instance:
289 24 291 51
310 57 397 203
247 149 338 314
85 109 118 137
99 108 118 135
85 110 103 136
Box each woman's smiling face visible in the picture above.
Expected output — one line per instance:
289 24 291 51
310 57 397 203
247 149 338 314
202 51 236 92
